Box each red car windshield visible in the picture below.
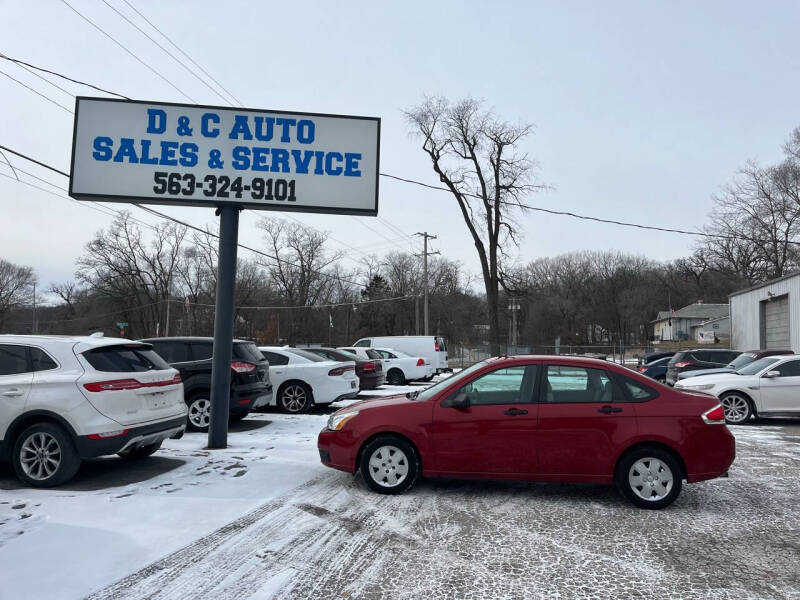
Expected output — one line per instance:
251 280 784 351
415 360 488 402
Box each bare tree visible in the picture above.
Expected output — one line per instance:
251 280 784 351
405 97 544 353
48 281 86 318
76 213 186 337
257 218 344 342
697 160 800 284
0 259 36 332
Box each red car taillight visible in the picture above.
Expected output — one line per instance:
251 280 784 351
231 361 256 373
329 366 355 376
674 361 693 368
637 366 647 373
416 358 425 366
435 341 440 351
702 404 726 424
84 375 182 392
363 362 377 372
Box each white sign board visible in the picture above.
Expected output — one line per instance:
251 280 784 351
69 97 380 216
697 331 715 344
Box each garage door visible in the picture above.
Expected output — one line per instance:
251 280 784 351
764 296 790 349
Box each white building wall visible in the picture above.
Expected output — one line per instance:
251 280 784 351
730 274 800 351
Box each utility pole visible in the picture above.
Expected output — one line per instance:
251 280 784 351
415 295 420 335
164 272 172 337
508 297 520 354
414 232 439 336
31 282 36 334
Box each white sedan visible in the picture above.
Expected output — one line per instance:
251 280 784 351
372 347 435 384
258 347 359 414
674 355 800 424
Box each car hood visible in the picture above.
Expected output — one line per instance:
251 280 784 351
676 372 751 387
678 367 735 379
337 393 414 412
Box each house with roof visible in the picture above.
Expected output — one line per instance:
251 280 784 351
651 302 729 342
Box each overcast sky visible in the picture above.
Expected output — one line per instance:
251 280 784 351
2 1 799 296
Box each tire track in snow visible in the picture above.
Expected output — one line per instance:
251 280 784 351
89 426 800 599
87 472 421 600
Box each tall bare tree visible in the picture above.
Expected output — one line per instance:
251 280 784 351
0 259 36 332
406 97 544 353
76 213 186 337
257 218 343 342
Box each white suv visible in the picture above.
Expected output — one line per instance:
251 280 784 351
0 335 187 487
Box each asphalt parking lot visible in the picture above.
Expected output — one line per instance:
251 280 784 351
75 418 800 600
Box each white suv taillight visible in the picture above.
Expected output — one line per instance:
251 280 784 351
88 429 130 439
702 404 726 424
83 374 181 392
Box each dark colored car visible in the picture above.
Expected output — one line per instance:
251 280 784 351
635 356 671 382
665 349 742 386
677 349 794 381
638 351 675 367
141 336 272 431
301 347 385 389
319 356 735 509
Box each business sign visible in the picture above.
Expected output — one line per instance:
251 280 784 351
69 97 380 216
697 331 715 344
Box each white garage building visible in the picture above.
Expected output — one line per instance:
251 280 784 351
729 272 799 351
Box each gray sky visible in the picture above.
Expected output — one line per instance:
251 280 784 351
2 0 799 294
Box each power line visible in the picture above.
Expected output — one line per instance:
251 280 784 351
0 52 129 98
4 58 792 250
58 0 196 102
176 294 413 311
99 0 234 106
0 163 153 223
379 170 778 245
0 67 73 113
5 58 75 98
119 0 243 106
0 144 372 289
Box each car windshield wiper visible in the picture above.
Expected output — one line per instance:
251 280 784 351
405 390 420 400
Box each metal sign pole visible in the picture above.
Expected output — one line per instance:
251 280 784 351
207 205 240 449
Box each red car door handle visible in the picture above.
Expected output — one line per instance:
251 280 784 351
598 405 622 414
504 408 528 416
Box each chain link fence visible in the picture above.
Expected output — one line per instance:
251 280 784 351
448 341 732 370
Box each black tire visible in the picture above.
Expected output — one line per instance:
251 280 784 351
186 392 212 432
719 391 753 425
12 422 81 487
118 440 163 460
615 446 683 510
387 368 406 385
360 436 419 495
278 382 312 414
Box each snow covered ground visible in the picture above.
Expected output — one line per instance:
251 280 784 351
1 383 799 599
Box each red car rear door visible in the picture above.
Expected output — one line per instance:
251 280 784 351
536 363 637 480
429 363 539 475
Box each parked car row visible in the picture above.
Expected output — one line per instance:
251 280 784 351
0 332 448 487
675 354 800 424
636 347 799 424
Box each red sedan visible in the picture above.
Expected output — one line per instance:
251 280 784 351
318 356 735 509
